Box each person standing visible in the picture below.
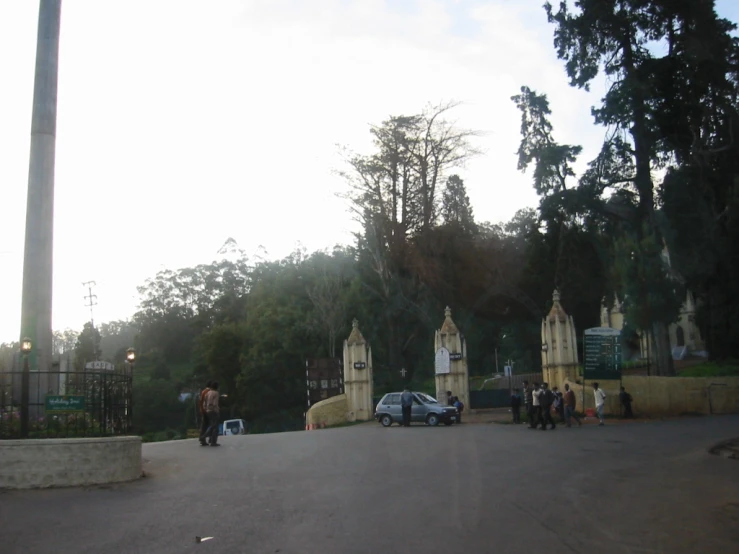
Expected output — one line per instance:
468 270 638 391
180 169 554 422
400 388 413 427
530 383 542 429
523 381 534 428
593 382 607 426
539 383 556 430
198 381 212 446
446 390 454 406
511 388 522 424
203 381 221 445
563 384 581 427
453 396 465 424
552 386 565 423
620 386 634 418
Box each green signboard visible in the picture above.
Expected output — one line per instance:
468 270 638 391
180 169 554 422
583 327 622 380
45 395 86 413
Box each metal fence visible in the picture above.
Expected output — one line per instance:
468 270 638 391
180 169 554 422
0 368 132 439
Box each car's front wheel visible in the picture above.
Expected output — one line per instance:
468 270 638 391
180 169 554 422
443 420 453 426
380 414 393 427
426 413 440 426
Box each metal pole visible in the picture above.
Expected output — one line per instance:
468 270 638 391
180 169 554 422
21 354 30 438
19 0 62 374
581 332 586 415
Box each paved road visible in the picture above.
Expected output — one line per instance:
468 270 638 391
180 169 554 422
2 416 739 553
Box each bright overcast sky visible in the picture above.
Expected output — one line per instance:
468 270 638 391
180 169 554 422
2 0 738 343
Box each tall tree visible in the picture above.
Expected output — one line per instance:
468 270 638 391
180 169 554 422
543 0 722 374
74 322 101 370
441 174 477 234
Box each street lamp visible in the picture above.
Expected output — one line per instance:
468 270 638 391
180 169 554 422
20 337 32 438
125 348 135 432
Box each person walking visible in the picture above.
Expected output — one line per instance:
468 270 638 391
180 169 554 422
198 381 212 446
203 381 221 445
530 383 542 429
511 388 522 424
620 386 634 419
523 381 534 428
563 383 581 427
400 388 413 427
593 382 607 426
539 383 556 430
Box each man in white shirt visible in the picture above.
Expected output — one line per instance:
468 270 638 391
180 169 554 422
593 382 606 426
530 383 542 429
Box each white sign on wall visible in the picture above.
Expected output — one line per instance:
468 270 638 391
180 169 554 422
435 347 450 375
504 365 512 377
84 361 115 371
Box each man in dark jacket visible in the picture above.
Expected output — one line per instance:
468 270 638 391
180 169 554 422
620 387 634 418
539 382 556 430
511 388 522 424
523 381 535 428
400 389 413 427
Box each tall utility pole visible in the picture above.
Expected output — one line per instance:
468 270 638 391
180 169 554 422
83 281 98 361
19 0 62 373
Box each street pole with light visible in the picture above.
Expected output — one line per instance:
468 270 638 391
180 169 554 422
495 334 507 375
20 337 32 438
125 348 135 432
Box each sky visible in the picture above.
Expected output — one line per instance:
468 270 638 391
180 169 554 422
1 0 738 343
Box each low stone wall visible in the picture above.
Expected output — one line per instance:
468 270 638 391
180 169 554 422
305 394 348 429
564 376 739 417
0 436 142 489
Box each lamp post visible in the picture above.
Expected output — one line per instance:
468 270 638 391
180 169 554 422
20 337 32 438
125 348 135 432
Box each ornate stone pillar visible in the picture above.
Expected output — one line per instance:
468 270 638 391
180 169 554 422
343 319 373 422
541 290 579 386
434 307 470 410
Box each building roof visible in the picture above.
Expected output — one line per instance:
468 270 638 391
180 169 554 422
346 318 366 345
440 306 459 334
547 289 569 322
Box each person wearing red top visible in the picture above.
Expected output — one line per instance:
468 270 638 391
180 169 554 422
563 383 582 427
198 381 212 446
202 381 221 446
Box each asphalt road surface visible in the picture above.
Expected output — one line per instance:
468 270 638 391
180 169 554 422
2 416 739 553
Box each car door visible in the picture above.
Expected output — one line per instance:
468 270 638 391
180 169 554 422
411 394 428 422
384 393 402 422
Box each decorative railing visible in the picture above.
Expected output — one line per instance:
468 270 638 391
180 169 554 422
0 368 132 439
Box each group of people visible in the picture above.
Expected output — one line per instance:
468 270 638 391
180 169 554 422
510 380 634 429
198 381 221 446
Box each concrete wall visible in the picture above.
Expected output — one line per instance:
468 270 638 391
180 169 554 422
564 376 739 417
306 394 349 428
0 436 142 489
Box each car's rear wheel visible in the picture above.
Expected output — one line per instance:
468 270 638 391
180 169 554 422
380 414 393 427
426 413 440 426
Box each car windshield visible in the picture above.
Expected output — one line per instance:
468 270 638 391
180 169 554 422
416 393 438 404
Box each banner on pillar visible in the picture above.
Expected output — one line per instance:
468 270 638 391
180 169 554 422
435 347 450 375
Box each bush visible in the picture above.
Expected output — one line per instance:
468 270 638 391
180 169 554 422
679 360 739 378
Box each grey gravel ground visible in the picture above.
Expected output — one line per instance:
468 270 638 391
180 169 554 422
2 415 738 553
